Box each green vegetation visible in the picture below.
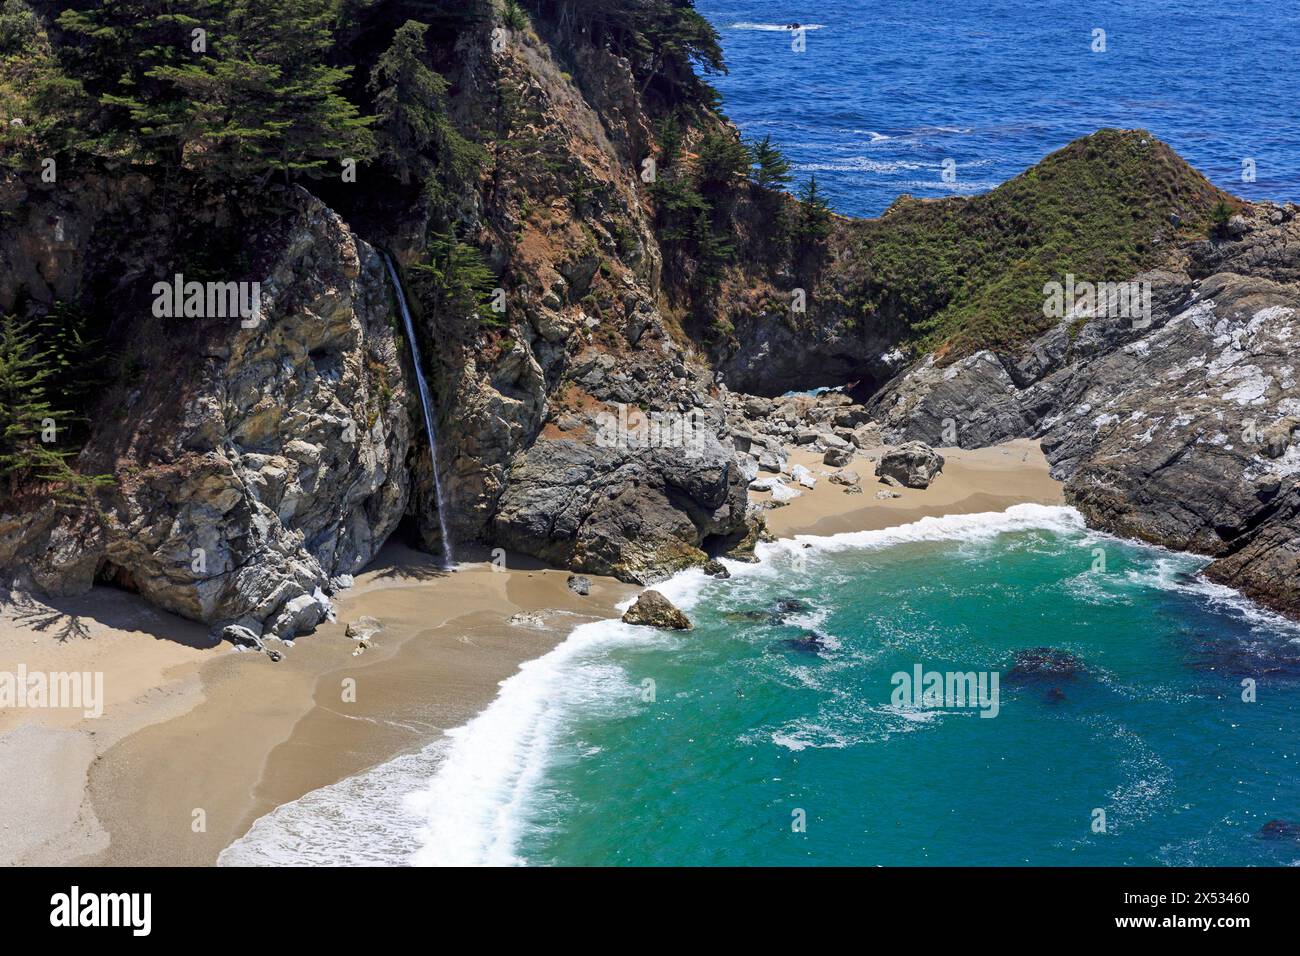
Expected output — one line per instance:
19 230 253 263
749 134 791 191
849 130 1231 357
1208 199 1232 239
0 312 113 502
530 0 725 109
694 130 749 196
369 19 481 194
503 0 528 31
0 314 68 493
55 0 374 182
408 231 501 331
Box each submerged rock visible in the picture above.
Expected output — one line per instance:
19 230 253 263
1006 647 1086 684
1257 820 1300 841
783 632 828 654
1183 633 1300 678
566 574 592 596
876 442 944 489
774 597 813 615
621 590 692 630
723 610 770 624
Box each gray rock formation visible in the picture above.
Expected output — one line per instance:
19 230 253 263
491 427 750 584
871 203 1300 616
0 190 411 637
877 442 945 489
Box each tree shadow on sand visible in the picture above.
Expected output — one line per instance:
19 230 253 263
1 590 218 649
3 595 93 643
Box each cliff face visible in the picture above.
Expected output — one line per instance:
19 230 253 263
870 205 1300 616
410 15 752 582
1 6 755 634
4 5 1299 634
1 189 411 636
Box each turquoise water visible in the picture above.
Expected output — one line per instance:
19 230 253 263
506 507 1300 866
219 506 1300 867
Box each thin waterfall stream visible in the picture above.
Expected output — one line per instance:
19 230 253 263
382 252 455 566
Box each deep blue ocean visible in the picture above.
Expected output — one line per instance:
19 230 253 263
698 0 1300 216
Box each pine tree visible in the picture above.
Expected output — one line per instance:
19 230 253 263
694 130 749 195
65 0 375 183
0 314 71 495
795 176 833 245
409 232 499 329
369 19 480 191
57 0 216 163
751 134 792 191
369 20 442 185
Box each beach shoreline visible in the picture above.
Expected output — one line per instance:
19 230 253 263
0 438 1061 865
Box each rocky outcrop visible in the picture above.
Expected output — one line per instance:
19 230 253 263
1 190 411 637
871 203 1300 616
621 589 692 630
876 442 944 489
491 428 749 584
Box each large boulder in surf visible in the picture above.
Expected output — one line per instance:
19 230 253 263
876 442 944 489
621 590 692 630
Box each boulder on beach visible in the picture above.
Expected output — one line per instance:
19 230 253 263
876 441 945 489
567 574 592 596
345 615 383 641
222 624 262 649
829 469 859 486
622 590 693 630
823 447 853 468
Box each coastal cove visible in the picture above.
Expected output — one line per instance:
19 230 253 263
1 0 1298 877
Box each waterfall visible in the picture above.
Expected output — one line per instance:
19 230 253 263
382 252 455 566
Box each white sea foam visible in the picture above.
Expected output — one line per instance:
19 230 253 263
402 619 663 865
757 503 1087 558
217 744 447 866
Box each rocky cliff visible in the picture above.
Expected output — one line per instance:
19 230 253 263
3 2 1299 636
869 204 1300 616
1 188 411 637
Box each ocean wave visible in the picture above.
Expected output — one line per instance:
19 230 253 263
403 620 661 865
795 158 926 173
219 502 1298 866
756 503 1088 559
729 22 825 32
217 744 446 866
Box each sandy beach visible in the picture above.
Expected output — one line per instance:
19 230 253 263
753 439 1063 538
0 438 1061 866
